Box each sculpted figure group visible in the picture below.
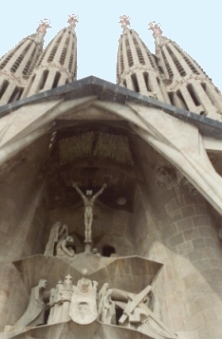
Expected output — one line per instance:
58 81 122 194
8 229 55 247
44 221 75 258
44 183 107 257
10 274 176 339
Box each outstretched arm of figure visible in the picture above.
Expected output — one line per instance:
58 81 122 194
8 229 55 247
72 182 86 200
92 184 107 201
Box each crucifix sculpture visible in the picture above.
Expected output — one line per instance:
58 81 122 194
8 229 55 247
72 183 107 249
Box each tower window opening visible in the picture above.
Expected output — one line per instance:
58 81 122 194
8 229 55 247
102 245 115 257
123 79 127 87
23 74 36 97
158 65 164 75
147 52 155 69
8 86 20 103
56 36 63 44
24 45 37 75
161 51 173 78
116 61 119 79
131 73 140 92
143 72 151 91
187 83 201 106
1 39 26 69
201 83 215 105
11 54 25 73
136 47 145 65
48 45 59 62
23 42 32 54
37 39 54 66
200 111 206 116
37 50 47 66
48 36 62 63
173 45 200 75
125 38 130 47
0 52 14 69
214 86 220 94
65 37 70 45
184 56 199 74
140 40 156 69
59 47 68 65
23 60 31 75
68 54 74 73
166 46 186 77
176 89 189 110
39 69 49 90
168 92 175 105
10 41 32 72
74 58 77 78
17 87 24 99
127 49 133 67
0 80 9 99
120 55 124 73
201 83 207 92
52 71 61 88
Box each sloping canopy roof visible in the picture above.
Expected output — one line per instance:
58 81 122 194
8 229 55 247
0 75 222 139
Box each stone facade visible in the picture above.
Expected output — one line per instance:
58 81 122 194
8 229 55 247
0 14 221 339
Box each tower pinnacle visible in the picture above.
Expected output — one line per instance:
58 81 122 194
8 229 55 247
148 21 163 39
119 15 130 30
36 19 51 37
67 14 79 29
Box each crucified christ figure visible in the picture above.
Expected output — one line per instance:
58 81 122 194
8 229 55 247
72 183 107 243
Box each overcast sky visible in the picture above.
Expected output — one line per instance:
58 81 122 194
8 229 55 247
1 0 221 90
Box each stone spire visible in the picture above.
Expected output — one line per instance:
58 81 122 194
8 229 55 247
116 16 169 103
149 21 222 119
22 15 78 98
0 19 50 106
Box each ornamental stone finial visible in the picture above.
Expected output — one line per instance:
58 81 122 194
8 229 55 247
68 14 79 29
36 19 51 37
119 15 130 30
148 21 163 39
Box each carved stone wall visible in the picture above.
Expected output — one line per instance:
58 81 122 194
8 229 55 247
133 135 222 338
0 135 50 332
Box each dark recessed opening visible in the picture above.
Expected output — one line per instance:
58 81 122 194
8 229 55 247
102 245 115 257
131 73 140 93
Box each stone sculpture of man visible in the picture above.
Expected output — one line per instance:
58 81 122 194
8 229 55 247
14 279 47 329
72 183 107 243
56 236 75 258
98 283 115 324
44 221 68 256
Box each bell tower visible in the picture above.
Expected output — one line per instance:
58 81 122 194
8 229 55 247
117 16 169 103
149 21 222 119
22 15 78 98
0 20 49 105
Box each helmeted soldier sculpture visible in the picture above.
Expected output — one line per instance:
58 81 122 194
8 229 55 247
72 183 107 244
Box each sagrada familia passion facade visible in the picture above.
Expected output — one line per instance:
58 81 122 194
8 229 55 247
0 13 222 339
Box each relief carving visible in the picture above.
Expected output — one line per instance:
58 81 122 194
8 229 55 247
6 275 176 339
